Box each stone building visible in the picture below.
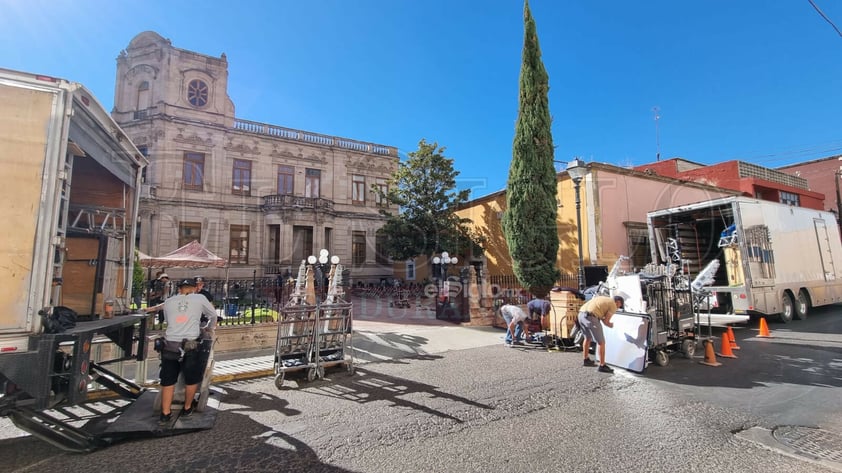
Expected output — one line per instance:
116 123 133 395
111 31 398 283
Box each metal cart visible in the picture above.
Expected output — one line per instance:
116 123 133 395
313 301 354 378
640 273 697 367
273 304 318 389
391 288 410 308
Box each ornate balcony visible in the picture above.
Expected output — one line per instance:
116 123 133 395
262 194 334 211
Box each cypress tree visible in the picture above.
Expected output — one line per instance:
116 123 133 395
502 0 560 297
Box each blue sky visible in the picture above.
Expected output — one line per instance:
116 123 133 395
2 0 842 198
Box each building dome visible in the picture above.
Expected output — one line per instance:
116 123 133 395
127 31 170 50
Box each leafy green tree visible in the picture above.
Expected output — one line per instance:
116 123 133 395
376 139 483 261
502 0 560 297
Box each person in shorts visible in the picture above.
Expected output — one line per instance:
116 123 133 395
577 295 624 373
500 304 531 346
158 279 217 423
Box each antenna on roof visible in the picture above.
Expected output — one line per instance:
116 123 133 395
653 106 661 162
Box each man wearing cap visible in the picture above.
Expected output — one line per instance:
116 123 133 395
577 295 624 373
194 276 214 303
158 279 217 424
149 272 171 324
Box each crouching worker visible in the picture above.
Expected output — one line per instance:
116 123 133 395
158 278 217 424
577 295 624 373
500 304 531 347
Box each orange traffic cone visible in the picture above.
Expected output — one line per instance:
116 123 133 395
716 331 737 359
758 317 771 338
699 339 722 367
726 326 740 350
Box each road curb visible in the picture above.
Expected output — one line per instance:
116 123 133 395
736 426 842 472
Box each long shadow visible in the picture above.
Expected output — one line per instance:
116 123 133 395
0 388 354 472
351 330 442 364
166 386 354 473
302 366 494 423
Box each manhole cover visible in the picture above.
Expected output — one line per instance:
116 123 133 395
773 426 842 463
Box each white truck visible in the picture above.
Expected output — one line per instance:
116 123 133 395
647 196 842 323
0 68 202 451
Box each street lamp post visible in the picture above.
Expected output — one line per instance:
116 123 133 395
307 248 340 381
566 158 588 291
432 251 458 319
308 249 340 304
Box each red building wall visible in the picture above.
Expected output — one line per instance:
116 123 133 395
635 159 825 210
779 156 841 214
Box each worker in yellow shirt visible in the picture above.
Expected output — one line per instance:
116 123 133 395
577 295 624 373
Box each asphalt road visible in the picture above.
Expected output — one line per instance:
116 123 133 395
3 307 841 472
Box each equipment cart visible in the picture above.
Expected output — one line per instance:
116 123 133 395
391 288 410 308
642 275 697 366
313 301 354 378
273 304 318 389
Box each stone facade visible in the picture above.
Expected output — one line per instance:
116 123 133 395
112 31 398 285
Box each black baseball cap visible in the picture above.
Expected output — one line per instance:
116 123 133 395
177 279 197 287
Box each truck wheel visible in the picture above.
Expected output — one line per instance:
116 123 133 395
778 293 794 324
654 350 670 367
681 339 696 359
794 290 809 320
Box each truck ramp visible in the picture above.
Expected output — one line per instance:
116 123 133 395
9 388 221 452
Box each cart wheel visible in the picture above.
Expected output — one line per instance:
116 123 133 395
274 373 285 390
681 339 696 359
307 367 317 382
317 366 325 379
347 363 355 375
654 350 670 367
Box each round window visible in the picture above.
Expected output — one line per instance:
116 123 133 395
187 79 209 107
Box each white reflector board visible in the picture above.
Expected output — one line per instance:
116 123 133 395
595 311 650 373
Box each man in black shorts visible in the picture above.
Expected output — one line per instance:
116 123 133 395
158 279 217 424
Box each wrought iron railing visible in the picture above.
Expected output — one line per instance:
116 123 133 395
233 118 397 157
262 194 334 211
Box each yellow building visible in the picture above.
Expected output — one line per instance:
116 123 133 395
456 161 740 285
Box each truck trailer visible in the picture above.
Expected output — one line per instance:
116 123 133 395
647 196 842 323
0 68 212 452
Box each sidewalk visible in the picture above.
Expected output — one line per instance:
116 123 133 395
206 294 504 382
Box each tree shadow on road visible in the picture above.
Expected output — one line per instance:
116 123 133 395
303 366 493 423
351 331 440 364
